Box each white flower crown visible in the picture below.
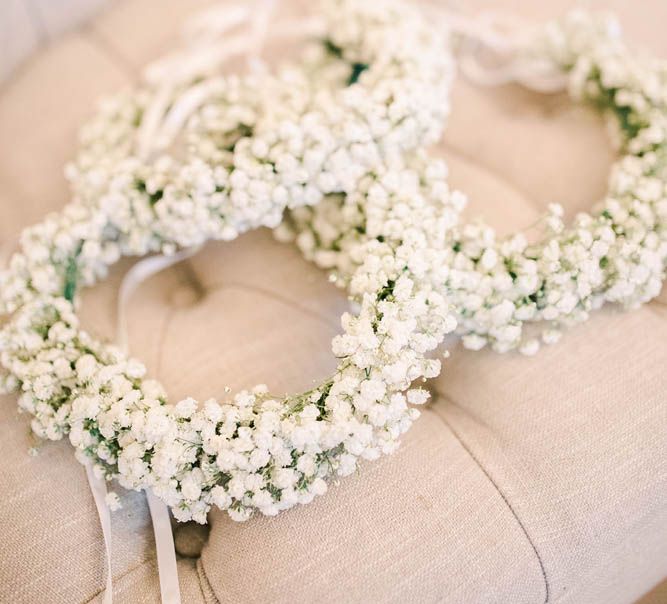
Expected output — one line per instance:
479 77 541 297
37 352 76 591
0 0 457 523
284 10 667 355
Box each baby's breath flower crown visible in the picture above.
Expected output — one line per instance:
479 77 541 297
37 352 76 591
284 10 667 355
2 4 666 524
0 0 457 522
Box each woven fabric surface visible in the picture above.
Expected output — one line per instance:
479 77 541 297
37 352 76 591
0 1 665 603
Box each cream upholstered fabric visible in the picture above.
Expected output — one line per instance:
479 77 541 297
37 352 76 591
0 1 666 603
0 0 110 83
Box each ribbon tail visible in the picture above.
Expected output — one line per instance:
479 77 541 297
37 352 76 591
85 464 113 604
116 248 197 604
147 492 182 604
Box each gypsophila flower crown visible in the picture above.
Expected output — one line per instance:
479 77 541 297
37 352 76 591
0 0 666 524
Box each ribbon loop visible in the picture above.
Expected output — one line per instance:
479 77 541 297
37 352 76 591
425 6 569 93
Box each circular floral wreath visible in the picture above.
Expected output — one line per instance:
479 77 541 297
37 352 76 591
0 0 457 522
1 4 666 524
284 10 667 355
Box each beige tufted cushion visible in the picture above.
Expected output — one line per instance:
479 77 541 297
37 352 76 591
0 1 665 603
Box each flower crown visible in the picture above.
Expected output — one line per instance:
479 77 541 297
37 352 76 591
1 3 666 528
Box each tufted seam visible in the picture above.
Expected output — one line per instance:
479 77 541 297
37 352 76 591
196 558 220 604
176 259 208 299
430 396 550 604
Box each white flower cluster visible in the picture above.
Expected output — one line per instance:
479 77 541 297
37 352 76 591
282 10 667 354
0 154 459 522
0 0 452 316
2 3 664 523
0 0 459 522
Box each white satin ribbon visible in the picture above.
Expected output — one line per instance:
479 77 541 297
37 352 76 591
137 0 323 159
85 464 113 604
182 3 251 42
425 6 569 93
115 248 201 604
85 251 197 604
147 492 182 604
246 0 277 72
